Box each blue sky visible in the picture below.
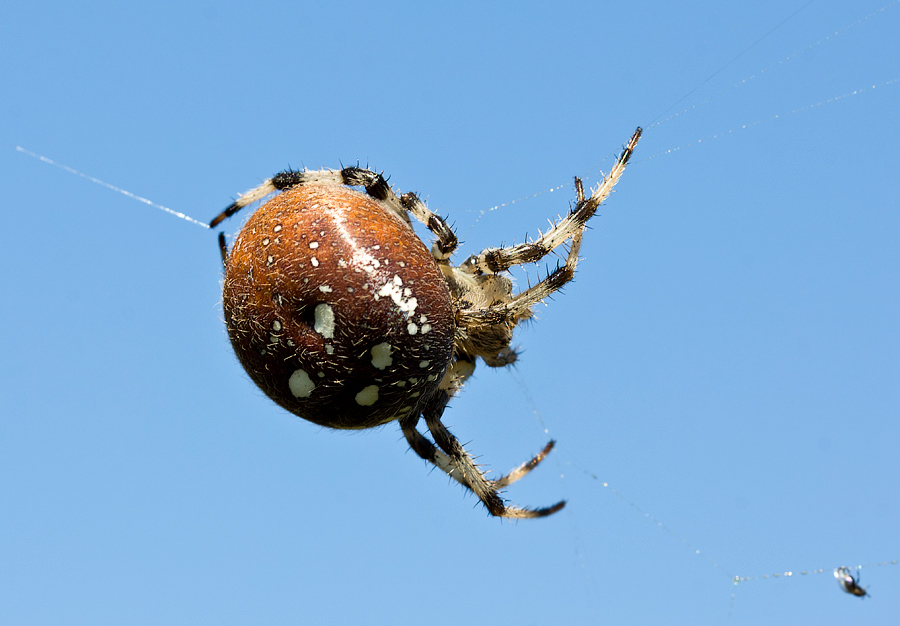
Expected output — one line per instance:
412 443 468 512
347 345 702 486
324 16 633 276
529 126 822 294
3 1 898 624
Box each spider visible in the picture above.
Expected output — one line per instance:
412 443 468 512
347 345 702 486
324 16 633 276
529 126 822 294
210 128 642 518
834 566 868 597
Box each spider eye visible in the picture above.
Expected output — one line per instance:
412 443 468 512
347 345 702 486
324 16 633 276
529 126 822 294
222 184 455 430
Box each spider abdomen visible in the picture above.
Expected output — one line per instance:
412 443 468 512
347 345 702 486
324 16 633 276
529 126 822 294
223 185 455 430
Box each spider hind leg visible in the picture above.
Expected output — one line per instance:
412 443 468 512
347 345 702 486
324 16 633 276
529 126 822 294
401 393 564 519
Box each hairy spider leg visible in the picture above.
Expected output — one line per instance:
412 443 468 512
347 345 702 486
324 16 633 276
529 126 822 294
399 393 565 518
210 167 459 260
460 127 641 276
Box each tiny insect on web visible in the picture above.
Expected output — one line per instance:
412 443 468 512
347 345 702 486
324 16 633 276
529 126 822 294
834 566 868 597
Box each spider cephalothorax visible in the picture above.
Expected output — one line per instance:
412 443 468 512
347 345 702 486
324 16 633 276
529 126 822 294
211 128 641 518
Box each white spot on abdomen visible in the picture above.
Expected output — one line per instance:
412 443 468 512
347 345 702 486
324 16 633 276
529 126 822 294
370 342 393 370
289 369 315 398
355 385 379 406
314 303 335 339
375 275 418 316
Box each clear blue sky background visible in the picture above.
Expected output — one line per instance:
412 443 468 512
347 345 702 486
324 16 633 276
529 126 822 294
2 1 898 624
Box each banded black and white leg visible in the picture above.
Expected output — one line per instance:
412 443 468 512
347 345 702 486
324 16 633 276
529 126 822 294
455 127 641 329
460 127 641 276
209 166 459 261
399 384 564 519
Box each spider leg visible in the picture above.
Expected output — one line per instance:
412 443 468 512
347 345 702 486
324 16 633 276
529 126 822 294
209 166 412 227
210 178 279 228
399 413 467 487
207 166 463 261
400 414 557 491
399 191 459 262
492 440 557 488
460 127 641 276
457 228 585 329
412 389 564 519
217 232 228 266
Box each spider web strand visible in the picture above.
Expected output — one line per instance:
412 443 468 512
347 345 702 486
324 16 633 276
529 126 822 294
733 559 898 586
15 146 210 229
648 0 899 129
639 78 899 162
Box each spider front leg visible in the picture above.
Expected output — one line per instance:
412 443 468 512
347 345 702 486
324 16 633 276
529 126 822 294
400 191 459 262
209 166 411 228
400 391 564 519
208 167 460 262
461 127 641 276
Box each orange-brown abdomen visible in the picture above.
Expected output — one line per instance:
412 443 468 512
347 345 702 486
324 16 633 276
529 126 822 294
223 185 455 429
